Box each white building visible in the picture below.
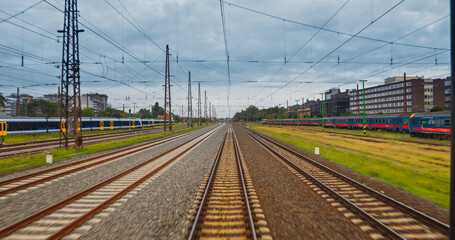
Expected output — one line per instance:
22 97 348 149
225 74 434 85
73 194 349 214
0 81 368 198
81 93 108 112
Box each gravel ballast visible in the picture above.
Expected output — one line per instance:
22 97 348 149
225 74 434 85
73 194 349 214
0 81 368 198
78 124 227 239
234 124 372 240
249 126 449 224
0 125 219 228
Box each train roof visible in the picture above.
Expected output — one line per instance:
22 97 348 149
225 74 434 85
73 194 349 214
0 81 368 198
410 111 450 117
0 116 164 121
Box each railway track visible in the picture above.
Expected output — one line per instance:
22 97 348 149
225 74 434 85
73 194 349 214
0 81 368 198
0 125 221 239
188 127 271 240
243 127 449 240
0 127 204 200
272 125 449 147
0 127 184 159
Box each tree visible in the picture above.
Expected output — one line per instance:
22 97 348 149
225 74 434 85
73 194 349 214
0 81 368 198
0 93 6 108
97 107 126 118
138 108 152 118
82 108 95 117
173 114 182 123
151 102 164 118
430 105 450 112
25 99 59 117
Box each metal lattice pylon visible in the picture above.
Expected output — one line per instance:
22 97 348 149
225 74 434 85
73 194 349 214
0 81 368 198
59 0 83 149
164 45 172 131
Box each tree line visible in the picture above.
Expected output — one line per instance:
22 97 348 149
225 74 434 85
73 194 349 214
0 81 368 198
0 95 185 121
232 105 297 122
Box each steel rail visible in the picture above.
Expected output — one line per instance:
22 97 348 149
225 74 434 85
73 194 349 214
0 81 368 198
244 128 405 240
188 129 258 240
0 127 203 187
246 127 450 235
48 126 220 239
0 126 220 238
233 130 258 240
0 127 163 149
0 128 170 159
187 130 227 240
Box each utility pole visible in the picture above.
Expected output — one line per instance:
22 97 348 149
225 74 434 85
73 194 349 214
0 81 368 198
204 90 207 125
295 99 300 123
449 1 455 237
360 80 368 135
164 45 172 131
58 0 84 149
187 71 193 127
209 102 211 121
321 93 324 131
16 87 20 116
198 83 201 126
278 104 282 125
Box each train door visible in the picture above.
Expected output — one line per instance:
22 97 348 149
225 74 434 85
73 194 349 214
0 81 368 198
78 121 81 132
100 121 104 130
1 122 6 136
148 121 150 127
110 121 114 130
61 121 67 133
132 121 135 129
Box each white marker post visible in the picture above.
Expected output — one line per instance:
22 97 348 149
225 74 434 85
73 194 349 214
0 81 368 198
46 155 53 164
315 147 319 155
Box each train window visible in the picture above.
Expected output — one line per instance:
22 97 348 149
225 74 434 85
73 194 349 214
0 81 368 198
412 118 415 125
434 118 441 127
445 119 451 127
419 119 423 126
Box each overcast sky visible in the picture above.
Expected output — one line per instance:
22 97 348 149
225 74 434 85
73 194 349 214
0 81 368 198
0 0 450 117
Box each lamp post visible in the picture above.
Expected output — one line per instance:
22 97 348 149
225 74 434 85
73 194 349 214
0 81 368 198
321 93 324 131
359 80 368 135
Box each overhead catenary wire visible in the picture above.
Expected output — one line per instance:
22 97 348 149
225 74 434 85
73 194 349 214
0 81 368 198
219 0 232 117
223 1 446 51
255 0 405 105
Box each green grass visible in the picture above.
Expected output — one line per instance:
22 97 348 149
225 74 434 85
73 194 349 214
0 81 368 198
2 123 188 145
247 123 450 208
0 124 211 176
266 123 450 145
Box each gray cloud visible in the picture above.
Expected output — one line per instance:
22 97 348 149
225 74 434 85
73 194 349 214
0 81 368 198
0 0 450 117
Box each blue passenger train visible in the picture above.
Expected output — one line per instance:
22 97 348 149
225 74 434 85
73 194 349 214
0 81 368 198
262 112 451 138
0 117 165 135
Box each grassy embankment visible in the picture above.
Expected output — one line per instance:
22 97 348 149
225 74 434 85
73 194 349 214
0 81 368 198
0 123 210 176
2 122 188 145
247 123 450 208
290 124 450 145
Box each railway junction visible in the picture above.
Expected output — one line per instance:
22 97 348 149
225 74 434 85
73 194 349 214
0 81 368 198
0 123 449 239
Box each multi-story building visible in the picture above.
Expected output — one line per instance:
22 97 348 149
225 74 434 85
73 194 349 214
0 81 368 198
349 76 445 115
0 106 5 116
445 77 451 108
6 93 34 116
81 93 108 112
324 89 350 117
40 94 59 104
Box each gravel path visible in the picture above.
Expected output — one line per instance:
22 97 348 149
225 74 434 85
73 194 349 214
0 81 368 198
233 124 371 240
0 125 218 229
250 126 449 224
78 124 227 239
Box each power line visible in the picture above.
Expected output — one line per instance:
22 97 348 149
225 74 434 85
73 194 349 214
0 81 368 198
219 0 231 117
255 0 405 105
224 1 447 51
0 0 44 24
